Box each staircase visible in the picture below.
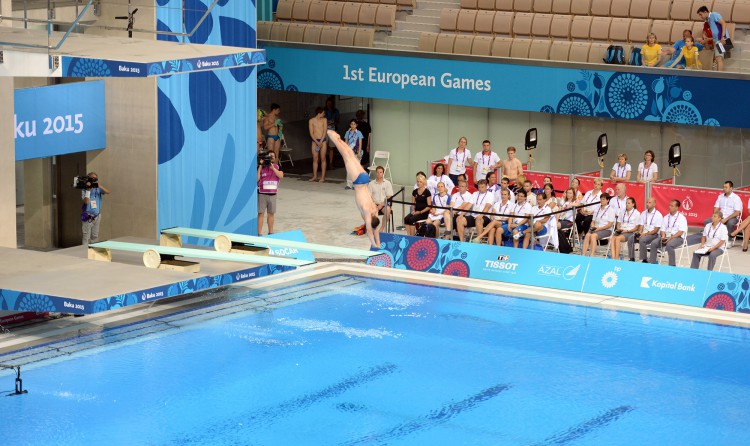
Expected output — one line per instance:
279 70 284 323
374 0 459 50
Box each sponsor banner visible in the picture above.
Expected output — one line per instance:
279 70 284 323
61 50 265 78
524 171 571 194
368 233 750 313
0 312 49 326
651 183 718 226
576 176 647 208
14 81 106 161
261 45 747 128
266 229 316 262
656 177 675 185
738 185 750 192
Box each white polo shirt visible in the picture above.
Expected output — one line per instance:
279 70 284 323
512 201 532 224
637 162 658 181
640 209 663 233
495 187 515 204
662 211 688 237
611 163 632 179
470 190 495 217
427 174 455 197
714 192 743 220
619 208 642 231
491 200 514 221
448 148 471 175
473 151 501 180
611 195 629 218
368 179 393 205
702 222 729 247
593 205 616 228
451 190 473 216
581 189 602 213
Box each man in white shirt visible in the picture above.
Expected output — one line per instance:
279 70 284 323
368 166 393 235
472 140 502 183
497 177 516 203
639 197 664 263
647 199 688 266
523 180 537 206
451 181 474 242
611 183 629 219
457 179 495 241
711 180 742 229
691 210 729 271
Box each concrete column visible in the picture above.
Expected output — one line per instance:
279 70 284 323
23 158 54 249
0 77 16 248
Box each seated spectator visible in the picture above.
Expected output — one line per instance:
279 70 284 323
642 33 664 67
404 173 432 236
451 180 474 239
691 180 742 247
456 179 495 241
475 188 514 245
472 140 502 184
428 182 452 239
611 183 629 217
508 190 532 248
368 166 393 235
575 178 603 235
581 193 615 257
570 177 584 201
543 183 560 208
638 197 664 263
513 174 527 193
558 188 578 230
667 36 702 69
518 193 552 249
636 150 659 183
609 153 632 182
730 196 750 251
450 174 468 195
446 137 471 186
412 171 427 190
497 177 516 203
523 180 537 206
427 163 454 197
691 210 728 271
646 199 687 266
611 197 642 261
486 172 500 194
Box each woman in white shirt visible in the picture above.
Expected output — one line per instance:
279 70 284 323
570 178 584 202
428 182 452 239
611 197 642 261
543 183 561 208
445 136 471 186
581 193 615 257
575 178 603 236
636 150 659 183
476 188 514 245
692 211 729 270
609 153 632 182
558 188 578 230
427 163 455 197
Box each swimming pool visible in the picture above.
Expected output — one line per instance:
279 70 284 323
1 274 750 445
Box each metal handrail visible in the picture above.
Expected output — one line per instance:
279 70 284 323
0 0 220 51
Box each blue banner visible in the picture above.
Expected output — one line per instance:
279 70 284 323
14 81 106 161
370 233 750 314
261 45 747 128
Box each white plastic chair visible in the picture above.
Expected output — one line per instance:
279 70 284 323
716 245 733 273
368 150 392 183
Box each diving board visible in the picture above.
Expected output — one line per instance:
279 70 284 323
88 241 311 272
160 227 377 258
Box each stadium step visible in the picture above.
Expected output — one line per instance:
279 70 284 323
395 20 439 33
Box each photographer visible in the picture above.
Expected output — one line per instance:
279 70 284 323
81 172 110 245
258 151 283 235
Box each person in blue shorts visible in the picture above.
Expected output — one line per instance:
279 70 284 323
328 129 381 248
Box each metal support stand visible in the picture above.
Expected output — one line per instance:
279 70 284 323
1 364 28 396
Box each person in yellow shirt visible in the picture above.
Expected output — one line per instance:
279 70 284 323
667 36 702 70
642 33 663 67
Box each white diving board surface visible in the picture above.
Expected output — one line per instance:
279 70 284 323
89 241 312 267
161 227 377 258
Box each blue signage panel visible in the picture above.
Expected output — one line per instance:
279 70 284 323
14 81 106 161
261 45 748 128
370 233 749 314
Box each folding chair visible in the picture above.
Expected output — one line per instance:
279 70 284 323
716 245 733 273
368 150 392 182
594 226 615 257
662 236 689 266
279 137 294 166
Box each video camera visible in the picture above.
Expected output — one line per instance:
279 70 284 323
258 149 272 166
73 175 98 190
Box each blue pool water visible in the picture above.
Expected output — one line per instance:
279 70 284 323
2 275 750 445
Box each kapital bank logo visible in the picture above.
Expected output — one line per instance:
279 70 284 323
641 276 696 292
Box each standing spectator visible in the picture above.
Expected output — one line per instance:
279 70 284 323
256 109 265 152
427 163 454 197
502 146 524 184
667 36 703 69
308 107 328 183
446 137 471 186
368 166 393 236
472 140 502 184
262 103 282 159
343 119 363 191
636 150 659 183
609 153 632 182
691 211 728 270
404 174 432 236
81 172 110 245
663 29 704 68
355 110 372 166
575 178 603 236
257 152 283 235
324 96 340 166
697 5 730 71
650 199 688 266
638 197 664 263
427 182 452 239
580 193 615 257
611 197 642 261
642 33 664 67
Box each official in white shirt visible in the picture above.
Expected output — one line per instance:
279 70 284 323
709 180 742 229
610 183 629 219
639 197 664 263
636 150 659 183
451 180 474 241
648 199 688 266
445 137 472 186
575 178 603 235
611 197 642 261
456 179 494 241
691 211 729 271
509 190 533 248
581 193 616 257
472 140 502 183
609 153 632 182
